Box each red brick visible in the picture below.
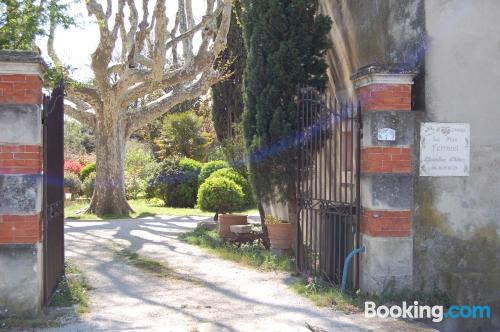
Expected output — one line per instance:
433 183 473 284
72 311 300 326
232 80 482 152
361 147 412 174
13 152 40 160
0 152 13 160
1 145 26 152
24 145 41 153
0 75 27 82
0 214 41 244
1 159 40 167
0 75 42 104
0 146 42 174
361 209 411 237
0 167 40 174
357 83 412 112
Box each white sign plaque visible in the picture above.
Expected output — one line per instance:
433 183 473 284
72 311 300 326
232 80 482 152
378 128 396 141
420 123 470 176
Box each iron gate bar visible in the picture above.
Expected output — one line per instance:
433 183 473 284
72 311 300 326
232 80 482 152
296 88 361 290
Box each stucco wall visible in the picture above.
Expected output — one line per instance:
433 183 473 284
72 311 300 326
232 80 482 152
318 0 425 99
413 0 500 305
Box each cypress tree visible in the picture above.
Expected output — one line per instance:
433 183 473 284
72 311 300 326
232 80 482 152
241 0 332 205
211 1 246 140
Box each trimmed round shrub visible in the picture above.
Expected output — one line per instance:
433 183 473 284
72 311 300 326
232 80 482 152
80 162 96 181
208 168 255 208
82 172 96 198
64 172 82 195
179 158 202 174
198 160 229 185
146 157 201 207
197 177 245 214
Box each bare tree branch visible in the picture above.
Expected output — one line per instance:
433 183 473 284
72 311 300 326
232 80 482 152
64 103 97 128
66 84 101 109
126 70 221 134
47 0 61 67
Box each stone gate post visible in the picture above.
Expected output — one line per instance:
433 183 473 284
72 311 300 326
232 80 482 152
351 64 418 294
0 50 47 316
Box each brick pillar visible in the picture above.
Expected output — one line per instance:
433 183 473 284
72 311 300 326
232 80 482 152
351 64 418 294
0 50 46 316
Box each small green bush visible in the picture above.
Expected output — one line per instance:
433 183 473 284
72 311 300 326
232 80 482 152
80 162 96 181
198 160 229 185
82 172 96 198
197 176 245 213
208 168 255 208
179 157 202 173
64 172 82 196
146 157 201 207
125 141 159 199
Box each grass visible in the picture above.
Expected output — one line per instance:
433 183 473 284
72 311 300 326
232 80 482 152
114 246 205 285
50 260 91 314
179 227 295 272
290 279 360 313
116 248 173 277
65 198 258 220
290 278 451 314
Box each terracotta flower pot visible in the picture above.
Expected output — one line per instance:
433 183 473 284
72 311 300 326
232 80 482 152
64 186 72 200
267 223 293 250
218 214 248 238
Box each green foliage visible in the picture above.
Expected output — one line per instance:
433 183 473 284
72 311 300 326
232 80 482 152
146 157 201 208
212 0 246 140
63 172 82 195
180 228 294 271
218 123 248 175
124 141 158 199
241 0 332 202
196 176 245 213
198 160 229 185
179 157 202 174
79 162 96 181
64 120 95 155
208 167 254 208
156 111 211 161
0 0 75 50
81 171 96 198
132 98 204 159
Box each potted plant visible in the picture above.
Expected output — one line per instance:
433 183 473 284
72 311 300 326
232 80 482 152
197 176 247 238
265 215 293 250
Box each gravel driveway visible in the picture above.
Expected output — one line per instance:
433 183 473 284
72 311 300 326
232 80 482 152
39 216 435 332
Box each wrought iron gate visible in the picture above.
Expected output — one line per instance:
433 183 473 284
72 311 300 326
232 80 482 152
296 89 361 291
43 79 65 305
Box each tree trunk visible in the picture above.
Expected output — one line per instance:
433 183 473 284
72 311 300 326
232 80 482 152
258 202 270 249
85 115 133 216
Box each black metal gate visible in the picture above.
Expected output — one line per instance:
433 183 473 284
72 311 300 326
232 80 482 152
296 89 361 290
42 79 65 305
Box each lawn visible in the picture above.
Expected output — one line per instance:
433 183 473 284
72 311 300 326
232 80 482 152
65 198 258 220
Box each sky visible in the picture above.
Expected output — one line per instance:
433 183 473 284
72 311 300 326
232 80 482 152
38 0 207 81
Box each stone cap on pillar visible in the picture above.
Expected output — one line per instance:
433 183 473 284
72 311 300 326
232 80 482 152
350 63 419 89
0 50 48 78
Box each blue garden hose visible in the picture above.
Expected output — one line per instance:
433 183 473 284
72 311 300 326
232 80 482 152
341 246 366 294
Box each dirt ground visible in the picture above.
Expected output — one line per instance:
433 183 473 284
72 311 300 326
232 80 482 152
38 216 436 332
